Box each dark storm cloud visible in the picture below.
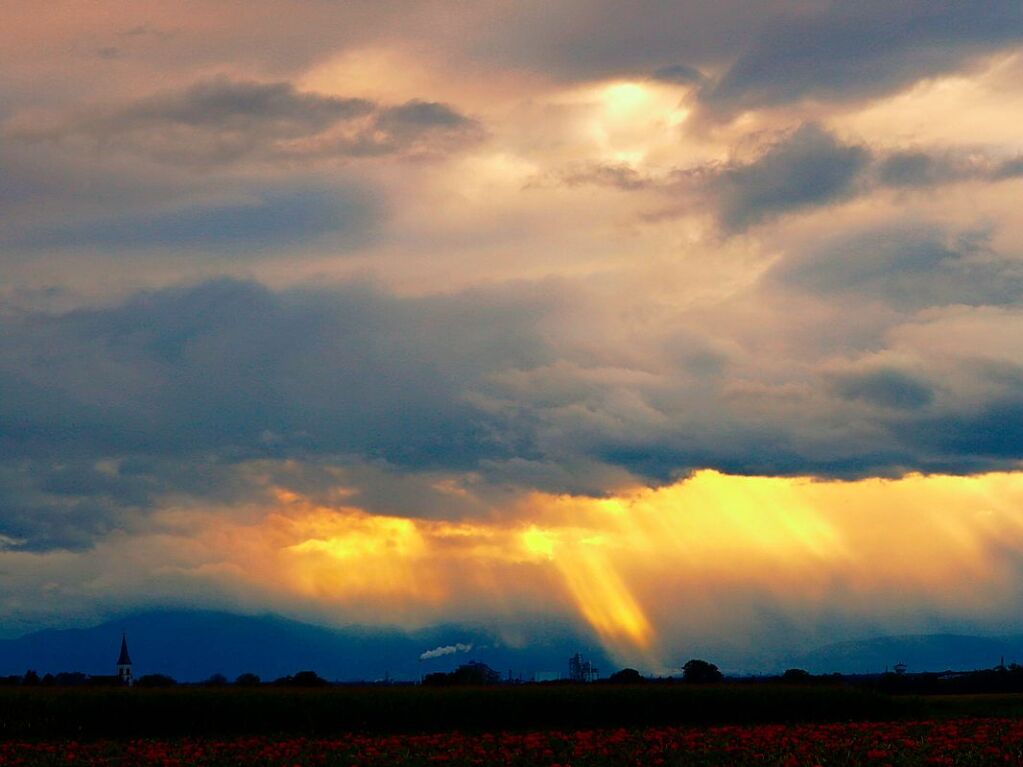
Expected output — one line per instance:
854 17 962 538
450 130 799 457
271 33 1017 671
756 135 1020 225
6 78 483 167
772 226 1023 309
917 398 1023 460
873 150 1022 188
546 123 1022 231
377 101 473 132
711 123 869 232
455 2 1021 115
344 100 484 157
4 270 1023 552
0 278 550 461
877 151 960 188
0 458 218 552
702 1 1023 115
113 77 374 130
830 368 934 410
581 371 1023 485
8 186 377 253
476 358 919 487
993 156 1023 180
0 278 553 550
461 1 761 82
591 426 917 483
650 63 707 86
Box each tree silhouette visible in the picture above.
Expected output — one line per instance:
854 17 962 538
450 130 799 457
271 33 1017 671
289 670 329 687
607 668 645 684
423 661 501 686
782 668 812 683
682 659 722 683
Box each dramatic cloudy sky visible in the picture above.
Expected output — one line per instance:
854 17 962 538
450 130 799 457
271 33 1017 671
3 1 1023 671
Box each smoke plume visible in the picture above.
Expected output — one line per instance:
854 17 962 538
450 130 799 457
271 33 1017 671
419 642 473 660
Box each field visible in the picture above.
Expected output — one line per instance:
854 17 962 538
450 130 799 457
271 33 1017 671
5 685 1023 765
6 719 1023 765
0 684 907 738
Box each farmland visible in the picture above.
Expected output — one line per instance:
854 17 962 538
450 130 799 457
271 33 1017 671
0 684 905 739
4 718 1023 766
5 685 1023 765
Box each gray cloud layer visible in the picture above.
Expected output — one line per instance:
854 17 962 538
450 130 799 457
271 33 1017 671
6 186 378 254
700 1 1023 115
3 244 1021 551
771 226 1023 309
6 78 483 167
554 123 1023 232
710 123 869 232
2 2 1023 567
450 2 1022 116
830 368 935 411
0 279 551 550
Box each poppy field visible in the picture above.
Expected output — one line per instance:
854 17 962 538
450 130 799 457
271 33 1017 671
4 718 1023 766
6 686 1023 765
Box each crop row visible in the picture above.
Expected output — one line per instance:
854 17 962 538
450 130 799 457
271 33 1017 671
3 717 1023 765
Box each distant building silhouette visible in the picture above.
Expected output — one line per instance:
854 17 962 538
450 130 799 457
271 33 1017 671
117 633 134 687
568 652 598 682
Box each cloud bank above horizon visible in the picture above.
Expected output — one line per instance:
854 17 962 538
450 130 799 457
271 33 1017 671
2 1 1022 669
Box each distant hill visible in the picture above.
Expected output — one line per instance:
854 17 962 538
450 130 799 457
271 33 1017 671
9 611 1017 681
0 610 611 682
788 634 1023 675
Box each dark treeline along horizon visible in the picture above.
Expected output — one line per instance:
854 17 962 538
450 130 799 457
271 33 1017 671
9 657 1023 696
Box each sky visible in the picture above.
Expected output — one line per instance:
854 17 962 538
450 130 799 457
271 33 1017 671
2 1 1023 673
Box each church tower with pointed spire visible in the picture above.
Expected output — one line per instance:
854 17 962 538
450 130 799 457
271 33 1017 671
117 633 133 687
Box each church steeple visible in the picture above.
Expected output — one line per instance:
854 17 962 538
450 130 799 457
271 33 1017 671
117 633 133 686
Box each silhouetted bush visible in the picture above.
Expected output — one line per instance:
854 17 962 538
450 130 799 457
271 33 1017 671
234 673 261 686
782 668 813 683
607 668 646 684
422 662 501 686
289 671 330 687
682 659 723 684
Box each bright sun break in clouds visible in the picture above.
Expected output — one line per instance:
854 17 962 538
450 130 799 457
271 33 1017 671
15 470 1012 670
282 471 1023 666
1 2 1023 675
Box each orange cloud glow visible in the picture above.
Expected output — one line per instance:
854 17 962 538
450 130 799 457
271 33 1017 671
123 470 1023 667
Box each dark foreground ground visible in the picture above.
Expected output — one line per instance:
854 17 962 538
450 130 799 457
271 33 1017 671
7 687 1023 765
0 683 894 739
4 683 1023 739
5 718 1023 766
